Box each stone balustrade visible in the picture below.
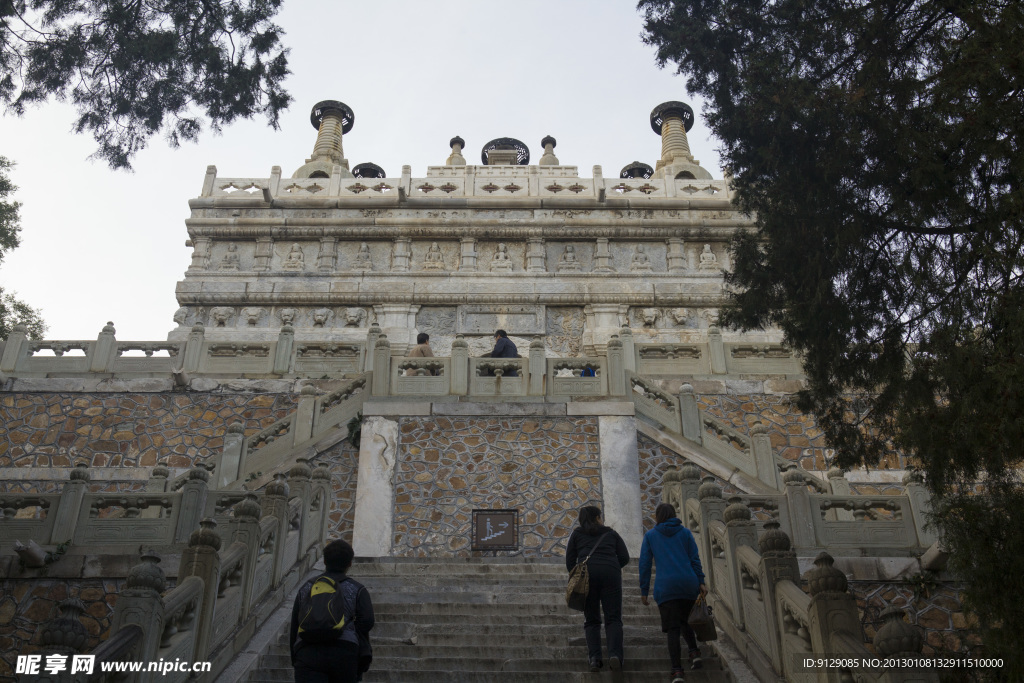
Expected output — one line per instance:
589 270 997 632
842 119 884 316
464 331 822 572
662 467 940 682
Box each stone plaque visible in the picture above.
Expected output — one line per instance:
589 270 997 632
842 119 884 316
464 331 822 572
457 305 545 335
471 509 519 551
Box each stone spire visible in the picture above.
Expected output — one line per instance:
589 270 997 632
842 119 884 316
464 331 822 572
538 135 559 165
650 101 713 180
446 136 466 166
293 100 355 178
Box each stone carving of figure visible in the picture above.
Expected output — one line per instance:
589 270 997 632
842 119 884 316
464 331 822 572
490 242 513 272
242 307 265 327
699 244 719 272
354 242 372 271
283 243 305 271
343 308 367 327
640 308 661 327
630 244 653 272
210 307 234 327
557 245 581 272
670 308 690 326
173 307 189 326
219 242 240 271
312 308 334 328
278 308 298 326
423 242 446 270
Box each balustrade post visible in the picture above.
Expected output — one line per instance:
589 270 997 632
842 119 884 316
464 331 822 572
261 476 291 586
273 324 295 375
757 521 801 674
89 321 117 373
179 518 222 661
111 552 168 678
289 459 314 556
228 494 264 620
292 386 317 446
173 467 210 544
0 323 28 373
781 467 817 549
141 461 170 519
696 477 726 594
606 335 625 396
751 421 782 490
903 470 936 547
619 326 636 373
182 323 205 373
708 325 727 374
874 607 938 682
371 335 391 396
678 384 702 443
805 552 864 679
722 497 757 629
527 338 545 396
365 324 381 372
215 424 245 489
50 463 90 544
37 598 88 683
826 468 854 521
451 334 469 395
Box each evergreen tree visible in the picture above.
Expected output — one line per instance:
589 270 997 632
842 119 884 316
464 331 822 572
1 0 291 169
640 0 1024 674
0 156 45 338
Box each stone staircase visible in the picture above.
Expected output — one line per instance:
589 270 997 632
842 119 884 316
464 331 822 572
243 558 733 683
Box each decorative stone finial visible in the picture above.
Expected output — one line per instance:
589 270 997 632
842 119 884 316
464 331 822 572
679 462 702 482
375 334 391 351
289 458 313 480
188 466 210 483
352 162 386 179
233 493 262 521
724 496 753 525
680 383 695 395
807 552 848 597
452 333 468 349
151 461 170 479
227 423 245 435
529 337 544 351
750 421 769 436
757 519 792 555
312 463 331 481
126 552 167 593
663 465 681 483
69 462 91 482
11 323 27 335
827 466 846 480
902 470 925 486
188 518 222 550
874 607 924 655
265 473 289 497
620 161 654 179
294 99 354 178
606 334 622 349
539 135 559 165
301 385 317 396
481 137 530 165
40 598 88 651
191 322 206 334
446 136 467 166
101 321 116 335
782 466 807 486
697 476 723 501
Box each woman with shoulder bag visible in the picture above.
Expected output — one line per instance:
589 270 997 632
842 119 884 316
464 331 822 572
565 505 630 672
639 503 708 683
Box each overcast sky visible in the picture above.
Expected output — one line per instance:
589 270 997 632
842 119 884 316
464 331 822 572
0 1 722 342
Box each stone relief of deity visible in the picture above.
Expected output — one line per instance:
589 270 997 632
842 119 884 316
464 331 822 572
557 245 582 273
629 244 654 272
343 308 367 327
698 244 719 272
353 242 372 271
490 243 513 272
219 242 241 271
282 243 305 271
172 307 189 326
422 242 447 271
546 307 587 356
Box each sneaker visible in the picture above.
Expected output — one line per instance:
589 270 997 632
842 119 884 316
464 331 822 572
689 648 703 670
589 658 602 673
670 668 686 682
608 655 622 671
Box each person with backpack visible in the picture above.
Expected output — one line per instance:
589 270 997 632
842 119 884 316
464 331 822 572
290 539 374 683
639 503 708 683
565 505 630 672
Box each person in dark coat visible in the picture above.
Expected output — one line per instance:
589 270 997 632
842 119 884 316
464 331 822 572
565 505 630 672
290 539 375 683
639 503 707 682
488 329 519 376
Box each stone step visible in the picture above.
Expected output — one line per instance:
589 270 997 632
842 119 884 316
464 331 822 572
250 669 729 683
370 602 669 619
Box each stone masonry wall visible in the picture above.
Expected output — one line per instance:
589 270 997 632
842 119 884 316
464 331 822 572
393 416 602 557
310 439 360 545
850 581 975 656
0 393 300 473
0 579 120 683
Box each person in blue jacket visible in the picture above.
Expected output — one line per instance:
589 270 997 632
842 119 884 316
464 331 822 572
639 502 707 682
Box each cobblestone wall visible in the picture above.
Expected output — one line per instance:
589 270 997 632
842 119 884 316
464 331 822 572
0 579 120 683
850 582 975 655
393 416 602 557
0 393 300 471
310 439 360 545
696 394 908 470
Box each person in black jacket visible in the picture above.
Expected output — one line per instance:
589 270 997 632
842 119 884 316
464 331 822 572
290 539 375 683
565 505 631 672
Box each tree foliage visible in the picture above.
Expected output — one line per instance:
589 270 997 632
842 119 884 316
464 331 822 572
640 0 1023 673
0 156 45 339
0 0 291 169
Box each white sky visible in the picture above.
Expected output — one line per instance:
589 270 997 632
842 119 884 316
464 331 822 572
0 1 721 341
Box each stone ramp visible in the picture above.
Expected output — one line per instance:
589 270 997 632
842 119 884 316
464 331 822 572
242 558 733 682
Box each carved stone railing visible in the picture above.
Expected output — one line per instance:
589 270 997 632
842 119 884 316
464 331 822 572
666 467 940 682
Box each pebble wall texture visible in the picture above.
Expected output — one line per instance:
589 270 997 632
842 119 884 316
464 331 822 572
0 393 300 470
636 434 742 529
0 480 147 495
0 579 120 683
696 394 908 471
310 439 360 545
850 582 975 655
393 416 602 557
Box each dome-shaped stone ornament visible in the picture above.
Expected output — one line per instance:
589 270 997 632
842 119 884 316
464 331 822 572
450 135 465 149
874 606 924 655
782 466 807 486
188 466 210 483
310 100 354 133
312 464 331 481
750 421 769 436
352 162 386 179
227 422 245 436
807 552 848 597
679 463 702 482
663 465 681 483
903 470 925 486
40 598 88 651
724 496 753 525
650 101 695 133
529 337 545 351
151 461 170 479
233 493 263 521
69 462 91 482
758 520 792 555
188 518 222 551
620 161 653 179
126 552 167 593
452 333 468 349
290 458 313 480
697 476 723 501
827 466 846 480
101 321 116 335
265 474 289 497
